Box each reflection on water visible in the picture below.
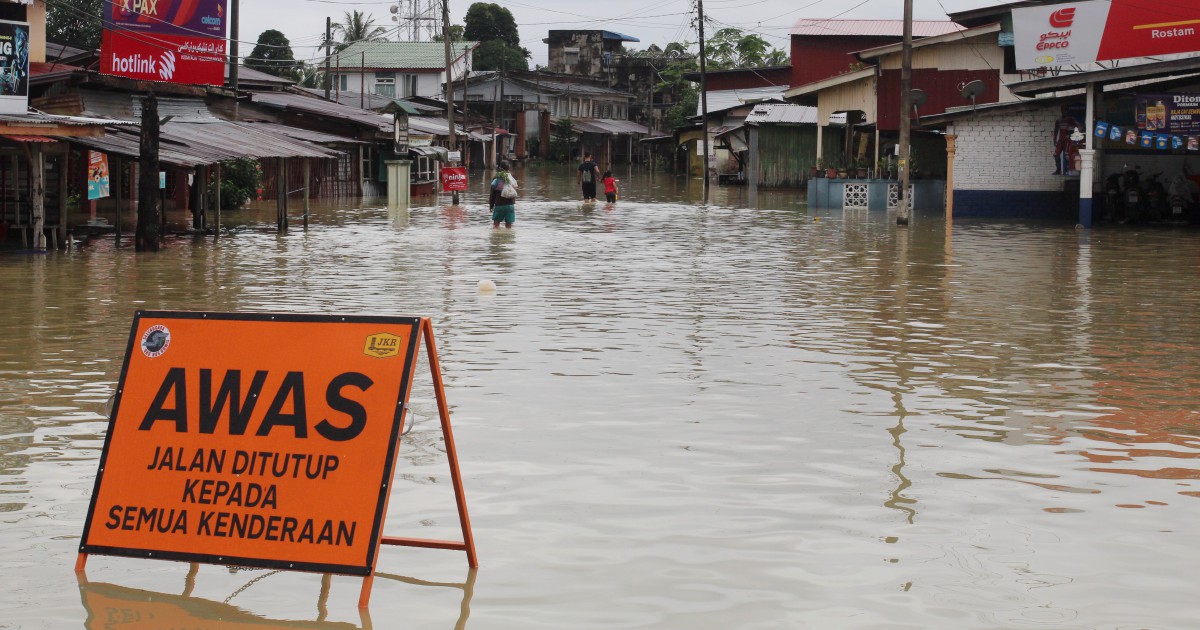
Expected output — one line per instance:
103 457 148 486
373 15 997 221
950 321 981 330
2 164 1200 628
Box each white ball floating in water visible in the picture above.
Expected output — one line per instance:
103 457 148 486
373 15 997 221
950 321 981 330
478 279 497 293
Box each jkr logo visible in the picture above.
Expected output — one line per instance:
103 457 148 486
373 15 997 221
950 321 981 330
1049 7 1075 28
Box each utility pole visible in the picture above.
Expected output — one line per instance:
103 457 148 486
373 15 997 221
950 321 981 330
897 0 914 226
697 0 710 198
324 17 332 99
442 0 459 203
229 0 239 91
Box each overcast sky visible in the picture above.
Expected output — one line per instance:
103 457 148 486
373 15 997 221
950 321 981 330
237 0 1008 69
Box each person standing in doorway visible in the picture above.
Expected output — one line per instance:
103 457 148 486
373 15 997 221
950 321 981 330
489 160 517 229
578 152 600 201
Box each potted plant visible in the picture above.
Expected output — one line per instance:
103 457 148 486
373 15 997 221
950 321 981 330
812 158 823 179
856 157 869 179
826 160 838 179
837 162 849 179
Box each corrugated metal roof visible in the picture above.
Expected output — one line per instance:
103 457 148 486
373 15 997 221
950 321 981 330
66 121 342 168
1 135 60 142
698 86 789 116
298 88 404 111
790 19 964 37
745 103 818 124
78 91 222 123
0 112 122 127
335 41 477 70
250 91 392 132
235 121 368 145
571 118 650 134
226 65 296 86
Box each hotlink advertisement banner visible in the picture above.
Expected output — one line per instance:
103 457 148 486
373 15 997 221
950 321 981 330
0 20 30 115
1013 0 1200 70
101 0 227 86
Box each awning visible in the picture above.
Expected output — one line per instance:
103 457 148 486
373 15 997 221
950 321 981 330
409 146 449 160
66 121 342 168
571 118 650 135
0 135 59 143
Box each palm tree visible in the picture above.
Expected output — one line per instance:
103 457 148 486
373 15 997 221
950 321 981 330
332 11 390 51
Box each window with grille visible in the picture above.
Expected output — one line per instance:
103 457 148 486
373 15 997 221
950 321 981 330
375 72 396 98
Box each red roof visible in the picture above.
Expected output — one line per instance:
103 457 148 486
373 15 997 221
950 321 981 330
790 19 964 37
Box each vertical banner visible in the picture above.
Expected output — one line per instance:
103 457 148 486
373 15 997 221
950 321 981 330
79 312 423 576
88 152 111 200
0 20 30 115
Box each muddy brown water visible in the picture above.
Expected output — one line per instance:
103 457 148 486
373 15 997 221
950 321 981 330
2 164 1199 628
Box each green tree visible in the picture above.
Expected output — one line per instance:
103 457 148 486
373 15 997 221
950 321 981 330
333 11 389 51
208 159 263 210
246 30 302 80
46 0 104 50
705 27 788 69
463 3 520 48
549 118 577 162
463 3 528 71
473 39 529 72
433 25 466 42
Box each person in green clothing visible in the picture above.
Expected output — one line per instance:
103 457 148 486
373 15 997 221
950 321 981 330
488 160 517 228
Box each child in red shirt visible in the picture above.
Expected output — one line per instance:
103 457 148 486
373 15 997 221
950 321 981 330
602 170 619 203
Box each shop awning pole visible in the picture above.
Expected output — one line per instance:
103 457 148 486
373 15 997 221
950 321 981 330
1079 81 1096 229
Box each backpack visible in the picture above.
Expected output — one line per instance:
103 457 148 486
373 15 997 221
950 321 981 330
581 164 594 183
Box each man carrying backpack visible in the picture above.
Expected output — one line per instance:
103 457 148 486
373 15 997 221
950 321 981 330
578 152 600 202
488 160 517 229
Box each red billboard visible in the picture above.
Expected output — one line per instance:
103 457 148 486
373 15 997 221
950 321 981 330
107 0 227 37
101 30 225 86
1014 0 1200 69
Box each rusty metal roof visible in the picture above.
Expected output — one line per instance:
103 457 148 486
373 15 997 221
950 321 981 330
790 19 963 37
240 121 369 145
66 121 342 168
571 118 650 134
250 91 392 133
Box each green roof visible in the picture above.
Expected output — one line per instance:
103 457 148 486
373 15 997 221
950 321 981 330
336 41 478 70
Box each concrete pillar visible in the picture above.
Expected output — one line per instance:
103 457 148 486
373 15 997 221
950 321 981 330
945 133 957 218
515 110 527 160
816 124 824 163
386 159 411 210
1080 81 1096 229
57 153 68 248
540 110 551 158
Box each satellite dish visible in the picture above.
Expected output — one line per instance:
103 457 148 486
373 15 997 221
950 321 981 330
960 80 986 101
390 4 399 12
960 80 987 115
910 88 927 119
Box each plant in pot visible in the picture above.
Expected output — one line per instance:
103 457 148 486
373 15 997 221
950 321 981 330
812 158 823 179
877 158 890 179
837 162 849 179
856 157 869 179
825 160 838 179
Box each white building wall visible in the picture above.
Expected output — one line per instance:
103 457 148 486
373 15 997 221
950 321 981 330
952 106 1064 192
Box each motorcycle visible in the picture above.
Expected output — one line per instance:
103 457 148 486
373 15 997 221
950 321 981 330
1121 164 1143 221
1104 173 1123 221
1144 171 1168 221
1167 172 1194 220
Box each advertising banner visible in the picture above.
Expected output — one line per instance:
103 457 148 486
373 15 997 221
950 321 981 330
87 152 110 200
79 311 423 576
107 0 228 37
1013 0 1200 69
101 30 225 86
0 20 30 115
1135 93 1200 135
440 166 467 191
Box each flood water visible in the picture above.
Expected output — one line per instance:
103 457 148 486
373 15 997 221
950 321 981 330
2 163 1200 628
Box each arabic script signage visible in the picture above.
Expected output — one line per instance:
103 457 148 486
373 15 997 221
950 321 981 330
101 30 225 87
1013 0 1200 69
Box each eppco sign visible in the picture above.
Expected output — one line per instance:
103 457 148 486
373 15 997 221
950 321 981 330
101 30 225 86
1013 0 1200 69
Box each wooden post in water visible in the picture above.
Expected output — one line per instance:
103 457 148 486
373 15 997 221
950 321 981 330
113 157 123 245
214 162 221 237
303 158 310 229
137 93 162 252
30 144 45 250
276 157 288 233
58 153 68 248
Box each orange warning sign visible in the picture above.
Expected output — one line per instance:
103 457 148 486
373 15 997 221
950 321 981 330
79 312 423 576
